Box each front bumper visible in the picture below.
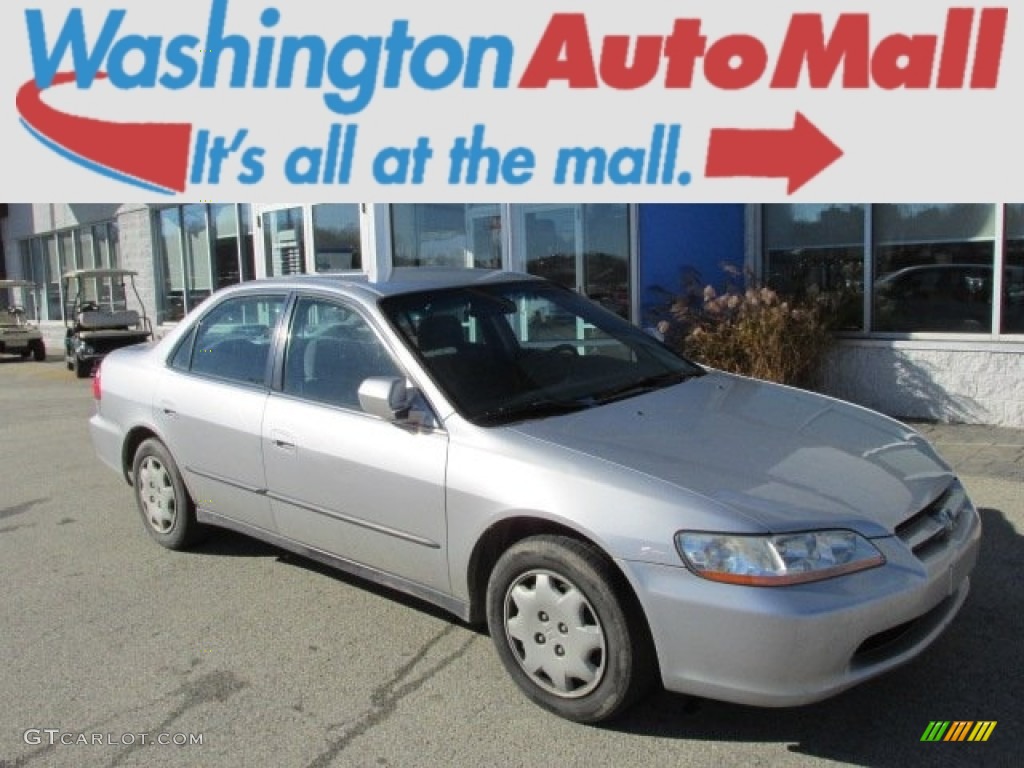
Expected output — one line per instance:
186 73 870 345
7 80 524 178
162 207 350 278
620 504 981 707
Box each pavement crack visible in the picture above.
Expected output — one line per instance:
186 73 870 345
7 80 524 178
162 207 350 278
104 670 248 768
0 524 37 535
0 498 47 520
305 624 476 768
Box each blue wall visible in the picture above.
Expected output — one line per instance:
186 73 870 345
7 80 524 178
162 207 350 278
637 204 746 326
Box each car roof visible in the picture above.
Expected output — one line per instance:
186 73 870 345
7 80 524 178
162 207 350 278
63 268 139 280
238 267 545 299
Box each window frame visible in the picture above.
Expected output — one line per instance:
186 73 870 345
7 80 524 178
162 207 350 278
274 293 410 413
167 291 289 389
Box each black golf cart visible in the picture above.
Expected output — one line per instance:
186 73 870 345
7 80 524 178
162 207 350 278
63 268 153 378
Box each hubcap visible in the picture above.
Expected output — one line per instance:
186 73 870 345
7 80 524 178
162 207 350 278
138 456 177 534
503 569 606 698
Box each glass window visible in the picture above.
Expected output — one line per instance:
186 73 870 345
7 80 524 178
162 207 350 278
211 203 240 289
190 295 286 385
873 204 995 333
107 220 120 268
18 241 40 320
763 204 865 331
312 204 362 272
183 204 213 310
78 227 96 270
169 325 199 371
1004 205 1024 334
283 296 401 409
582 204 631 320
382 281 701 425
94 221 117 269
392 204 502 268
156 204 237 322
521 204 632 320
157 207 186 323
15 219 118 322
44 236 62 321
523 205 577 289
59 230 77 271
239 205 255 282
263 207 307 276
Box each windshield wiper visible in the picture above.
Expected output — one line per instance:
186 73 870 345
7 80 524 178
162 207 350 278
475 397 593 426
593 370 699 405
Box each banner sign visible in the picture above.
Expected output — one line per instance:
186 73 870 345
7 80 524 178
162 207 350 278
1 0 1020 201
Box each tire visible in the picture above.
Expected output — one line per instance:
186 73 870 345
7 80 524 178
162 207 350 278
31 339 46 361
131 438 204 550
19 348 31 359
73 356 91 378
486 535 656 723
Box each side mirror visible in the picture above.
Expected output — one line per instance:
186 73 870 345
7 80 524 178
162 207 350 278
358 376 413 421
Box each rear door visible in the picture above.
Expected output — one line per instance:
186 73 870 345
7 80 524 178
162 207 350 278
153 292 287 533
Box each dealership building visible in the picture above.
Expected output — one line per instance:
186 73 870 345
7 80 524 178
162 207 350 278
2 202 1022 427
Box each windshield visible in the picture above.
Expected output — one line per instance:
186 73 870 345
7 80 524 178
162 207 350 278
381 280 704 425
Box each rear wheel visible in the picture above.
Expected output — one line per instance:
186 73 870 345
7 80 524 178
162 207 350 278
485 535 656 723
31 339 46 361
73 356 91 378
132 438 204 550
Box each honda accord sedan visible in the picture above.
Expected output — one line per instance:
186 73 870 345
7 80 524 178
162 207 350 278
88 268 981 723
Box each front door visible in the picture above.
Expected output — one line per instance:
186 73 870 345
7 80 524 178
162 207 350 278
261 295 450 592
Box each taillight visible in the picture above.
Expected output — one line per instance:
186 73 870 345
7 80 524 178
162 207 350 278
92 363 102 401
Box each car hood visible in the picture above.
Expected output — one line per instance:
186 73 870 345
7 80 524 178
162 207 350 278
509 372 954 535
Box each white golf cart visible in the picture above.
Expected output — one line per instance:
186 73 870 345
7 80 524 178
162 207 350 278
0 279 47 361
63 268 153 378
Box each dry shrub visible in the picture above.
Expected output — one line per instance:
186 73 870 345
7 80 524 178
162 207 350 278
657 268 835 389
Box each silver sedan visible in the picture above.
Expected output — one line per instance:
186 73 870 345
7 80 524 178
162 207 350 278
88 268 981 723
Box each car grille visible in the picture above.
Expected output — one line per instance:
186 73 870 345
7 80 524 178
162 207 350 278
894 486 967 561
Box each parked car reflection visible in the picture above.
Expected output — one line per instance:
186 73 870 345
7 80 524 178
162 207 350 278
874 263 1024 332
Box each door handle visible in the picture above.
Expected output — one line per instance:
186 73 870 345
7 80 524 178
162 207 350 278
269 429 297 451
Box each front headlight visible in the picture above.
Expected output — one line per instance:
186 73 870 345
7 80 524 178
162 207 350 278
675 530 885 586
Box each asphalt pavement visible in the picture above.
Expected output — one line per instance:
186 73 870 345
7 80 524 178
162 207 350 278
0 357 1021 768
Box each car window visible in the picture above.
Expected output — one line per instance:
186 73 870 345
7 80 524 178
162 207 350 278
169 325 198 371
282 296 402 410
187 295 285 385
381 282 704 425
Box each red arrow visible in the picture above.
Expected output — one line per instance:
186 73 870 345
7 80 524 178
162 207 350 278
705 113 843 195
17 72 192 194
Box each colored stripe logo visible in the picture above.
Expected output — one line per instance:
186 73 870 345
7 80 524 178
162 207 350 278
16 71 193 195
921 721 997 742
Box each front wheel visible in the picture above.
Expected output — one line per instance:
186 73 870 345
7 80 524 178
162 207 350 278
131 438 204 550
31 339 46 361
485 535 656 723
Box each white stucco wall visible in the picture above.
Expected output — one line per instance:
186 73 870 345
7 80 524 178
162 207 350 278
821 340 1024 428
114 204 159 318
